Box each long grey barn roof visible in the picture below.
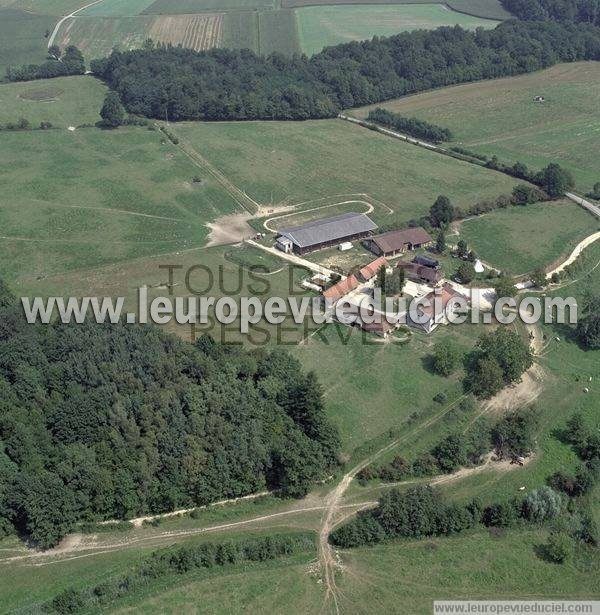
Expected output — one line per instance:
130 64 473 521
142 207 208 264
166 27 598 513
279 212 378 248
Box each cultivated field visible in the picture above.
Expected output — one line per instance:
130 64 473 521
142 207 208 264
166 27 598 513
353 62 600 193
56 13 224 58
458 200 598 275
0 75 106 127
174 119 523 227
0 127 240 283
221 10 259 52
148 13 224 50
297 4 500 56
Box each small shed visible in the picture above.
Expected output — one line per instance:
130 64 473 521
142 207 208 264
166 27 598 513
276 236 293 254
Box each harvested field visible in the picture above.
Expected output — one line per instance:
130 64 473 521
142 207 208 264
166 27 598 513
55 12 224 58
148 14 224 51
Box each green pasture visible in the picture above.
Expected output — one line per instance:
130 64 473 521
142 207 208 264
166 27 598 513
282 0 512 21
141 0 276 14
353 62 600 193
0 75 106 127
292 323 485 452
175 119 521 227
80 0 157 16
458 199 599 275
336 528 598 613
0 9 56 78
297 4 500 56
16 242 313 344
0 127 240 283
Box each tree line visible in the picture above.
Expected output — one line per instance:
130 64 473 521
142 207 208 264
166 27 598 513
0 284 340 548
366 108 453 143
359 405 537 483
5 46 85 82
88 20 600 122
47 532 314 613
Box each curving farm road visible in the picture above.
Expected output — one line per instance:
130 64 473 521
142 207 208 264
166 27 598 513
47 0 107 49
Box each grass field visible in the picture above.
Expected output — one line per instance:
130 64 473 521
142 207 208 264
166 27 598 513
0 0 90 13
142 0 276 14
0 8 56 78
79 0 157 16
0 127 240 283
175 119 522 227
292 324 480 450
296 4 500 56
334 528 599 613
282 0 512 21
17 241 314 344
0 75 106 127
458 199 599 275
258 8 301 56
353 62 600 193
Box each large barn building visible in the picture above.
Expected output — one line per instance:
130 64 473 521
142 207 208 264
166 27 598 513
276 212 378 255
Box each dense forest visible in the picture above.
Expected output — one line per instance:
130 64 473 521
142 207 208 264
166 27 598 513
90 19 600 121
0 286 340 548
502 0 600 25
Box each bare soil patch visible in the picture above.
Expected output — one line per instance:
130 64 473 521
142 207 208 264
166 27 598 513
205 212 255 247
484 363 545 415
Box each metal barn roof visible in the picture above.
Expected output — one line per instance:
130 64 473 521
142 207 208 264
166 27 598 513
278 212 377 248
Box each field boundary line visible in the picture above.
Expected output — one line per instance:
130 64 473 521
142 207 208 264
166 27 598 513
165 125 259 214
